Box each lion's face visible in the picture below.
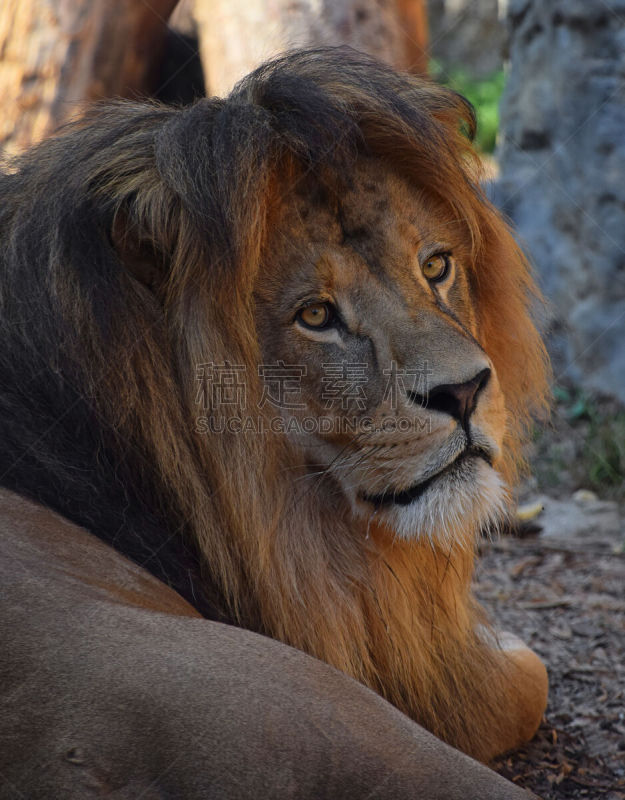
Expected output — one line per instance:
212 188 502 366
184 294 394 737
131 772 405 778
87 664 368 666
254 160 507 542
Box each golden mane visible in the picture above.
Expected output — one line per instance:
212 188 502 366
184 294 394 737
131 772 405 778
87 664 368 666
0 48 549 761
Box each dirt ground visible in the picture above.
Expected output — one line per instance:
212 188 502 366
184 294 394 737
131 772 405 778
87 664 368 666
475 393 625 799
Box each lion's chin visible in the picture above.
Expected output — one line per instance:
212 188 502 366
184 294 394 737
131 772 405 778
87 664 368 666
356 456 507 545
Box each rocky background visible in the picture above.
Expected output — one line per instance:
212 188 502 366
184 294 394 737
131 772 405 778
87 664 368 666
432 0 625 405
497 0 625 403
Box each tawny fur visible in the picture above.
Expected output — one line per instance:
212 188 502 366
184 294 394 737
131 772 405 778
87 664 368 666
0 49 550 761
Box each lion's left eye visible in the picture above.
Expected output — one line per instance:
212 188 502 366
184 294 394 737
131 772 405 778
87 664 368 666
422 253 451 283
296 302 334 330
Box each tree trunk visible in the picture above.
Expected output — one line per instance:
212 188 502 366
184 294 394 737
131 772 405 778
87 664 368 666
0 0 178 157
193 0 429 97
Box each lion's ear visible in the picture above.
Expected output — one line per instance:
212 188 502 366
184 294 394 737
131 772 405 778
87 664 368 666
110 209 168 292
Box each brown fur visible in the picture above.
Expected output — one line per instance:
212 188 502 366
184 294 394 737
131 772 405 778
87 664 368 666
0 49 550 761
0 489 540 799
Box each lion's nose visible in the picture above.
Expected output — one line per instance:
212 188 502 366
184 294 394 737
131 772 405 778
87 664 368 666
408 367 491 428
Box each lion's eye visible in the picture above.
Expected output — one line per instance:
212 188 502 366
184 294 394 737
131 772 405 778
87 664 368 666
422 253 450 283
296 302 334 329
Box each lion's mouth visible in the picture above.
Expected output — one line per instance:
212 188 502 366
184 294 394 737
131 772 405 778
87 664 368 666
360 446 492 508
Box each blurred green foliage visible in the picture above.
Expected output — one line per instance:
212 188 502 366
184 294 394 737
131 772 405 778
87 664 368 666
533 385 625 501
556 386 625 495
430 60 505 154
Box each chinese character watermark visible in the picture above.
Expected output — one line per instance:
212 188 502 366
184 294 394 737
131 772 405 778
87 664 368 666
258 361 306 410
196 362 247 411
321 362 368 410
382 360 433 409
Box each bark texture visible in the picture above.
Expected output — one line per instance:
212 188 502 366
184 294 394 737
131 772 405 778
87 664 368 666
193 0 428 96
0 0 177 156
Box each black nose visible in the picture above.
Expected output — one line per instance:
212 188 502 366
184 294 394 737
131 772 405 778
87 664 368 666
408 367 491 427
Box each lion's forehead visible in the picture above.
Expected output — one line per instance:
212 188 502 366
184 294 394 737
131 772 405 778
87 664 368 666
277 162 470 287
288 163 429 248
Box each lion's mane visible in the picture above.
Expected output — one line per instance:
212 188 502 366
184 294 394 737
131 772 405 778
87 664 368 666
0 49 548 760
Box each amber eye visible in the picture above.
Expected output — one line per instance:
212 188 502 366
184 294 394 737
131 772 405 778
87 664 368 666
296 302 334 329
422 253 450 283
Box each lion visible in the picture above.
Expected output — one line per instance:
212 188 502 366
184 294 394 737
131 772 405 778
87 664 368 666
0 491 537 799
0 48 549 764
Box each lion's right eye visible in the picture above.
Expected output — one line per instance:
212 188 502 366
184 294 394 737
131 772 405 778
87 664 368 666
422 253 451 283
296 302 335 330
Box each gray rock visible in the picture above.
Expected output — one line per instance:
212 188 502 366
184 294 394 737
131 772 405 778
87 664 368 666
528 493 624 545
496 0 625 401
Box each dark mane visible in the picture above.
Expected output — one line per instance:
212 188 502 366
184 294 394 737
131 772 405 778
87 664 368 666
0 48 483 616
0 48 548 758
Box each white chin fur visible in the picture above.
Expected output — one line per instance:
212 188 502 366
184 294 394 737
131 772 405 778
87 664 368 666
358 458 507 546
